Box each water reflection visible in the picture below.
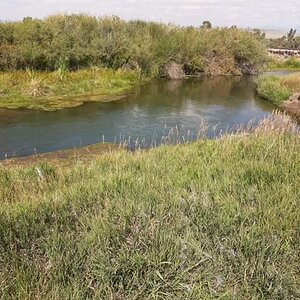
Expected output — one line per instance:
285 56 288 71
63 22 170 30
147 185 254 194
0 76 275 159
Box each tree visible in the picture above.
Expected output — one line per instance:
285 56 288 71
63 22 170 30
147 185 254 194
201 21 212 29
287 28 297 40
23 17 33 23
287 28 297 49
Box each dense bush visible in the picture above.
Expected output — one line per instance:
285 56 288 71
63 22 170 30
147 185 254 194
0 15 268 76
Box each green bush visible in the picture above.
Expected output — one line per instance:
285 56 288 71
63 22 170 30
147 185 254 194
0 15 268 76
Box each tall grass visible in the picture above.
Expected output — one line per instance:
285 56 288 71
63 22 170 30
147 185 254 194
0 15 268 76
281 73 300 91
0 114 299 299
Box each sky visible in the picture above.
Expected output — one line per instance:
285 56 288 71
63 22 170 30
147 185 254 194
0 0 299 29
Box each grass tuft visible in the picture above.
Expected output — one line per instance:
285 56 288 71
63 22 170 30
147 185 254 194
25 78 49 97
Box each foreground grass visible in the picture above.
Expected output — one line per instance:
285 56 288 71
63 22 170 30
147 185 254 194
255 73 300 106
0 68 141 110
0 117 299 299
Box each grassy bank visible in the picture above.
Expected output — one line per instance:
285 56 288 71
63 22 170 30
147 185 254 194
255 76 293 106
0 116 299 299
267 57 300 71
255 73 300 106
0 68 141 110
0 15 269 110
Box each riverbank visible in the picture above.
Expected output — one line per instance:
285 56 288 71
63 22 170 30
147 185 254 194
0 68 141 110
0 15 270 111
0 142 120 168
1 115 299 299
267 57 300 71
255 73 300 117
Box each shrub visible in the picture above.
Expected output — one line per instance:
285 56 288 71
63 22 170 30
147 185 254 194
0 15 268 76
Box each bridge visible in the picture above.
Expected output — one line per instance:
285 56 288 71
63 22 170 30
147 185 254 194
268 48 300 58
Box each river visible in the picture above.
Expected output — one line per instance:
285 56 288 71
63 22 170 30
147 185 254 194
0 75 277 159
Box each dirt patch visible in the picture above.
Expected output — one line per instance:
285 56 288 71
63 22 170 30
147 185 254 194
164 62 185 79
0 143 123 168
282 93 300 118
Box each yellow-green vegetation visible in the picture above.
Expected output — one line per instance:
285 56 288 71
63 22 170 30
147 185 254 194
0 68 140 110
0 15 267 76
267 57 300 71
0 116 299 299
0 15 269 110
255 76 293 106
255 73 300 106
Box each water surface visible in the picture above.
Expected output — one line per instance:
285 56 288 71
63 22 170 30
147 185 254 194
0 76 275 159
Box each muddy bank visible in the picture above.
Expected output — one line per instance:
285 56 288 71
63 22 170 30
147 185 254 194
0 92 130 111
0 143 122 168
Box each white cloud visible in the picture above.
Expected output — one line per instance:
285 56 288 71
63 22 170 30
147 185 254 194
0 0 299 29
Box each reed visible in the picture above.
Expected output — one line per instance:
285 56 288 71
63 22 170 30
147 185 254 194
0 15 268 76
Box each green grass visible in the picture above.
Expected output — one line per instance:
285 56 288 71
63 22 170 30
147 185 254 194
267 57 300 71
0 68 141 110
255 72 300 107
255 76 293 106
0 116 300 299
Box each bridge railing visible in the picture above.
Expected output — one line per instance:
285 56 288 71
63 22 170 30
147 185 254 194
268 48 300 57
